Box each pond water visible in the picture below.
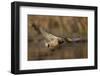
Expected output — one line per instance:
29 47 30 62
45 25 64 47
28 39 87 60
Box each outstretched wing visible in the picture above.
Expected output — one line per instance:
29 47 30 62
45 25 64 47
32 23 61 41
64 37 87 43
39 28 61 41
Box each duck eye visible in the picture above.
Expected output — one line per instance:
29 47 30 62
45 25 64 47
58 40 64 44
48 44 49 47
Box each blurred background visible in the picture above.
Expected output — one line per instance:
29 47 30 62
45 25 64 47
28 15 88 60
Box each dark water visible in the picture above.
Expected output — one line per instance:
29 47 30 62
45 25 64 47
28 39 87 61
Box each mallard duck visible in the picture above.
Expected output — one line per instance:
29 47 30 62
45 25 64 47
32 24 87 50
39 27 64 50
